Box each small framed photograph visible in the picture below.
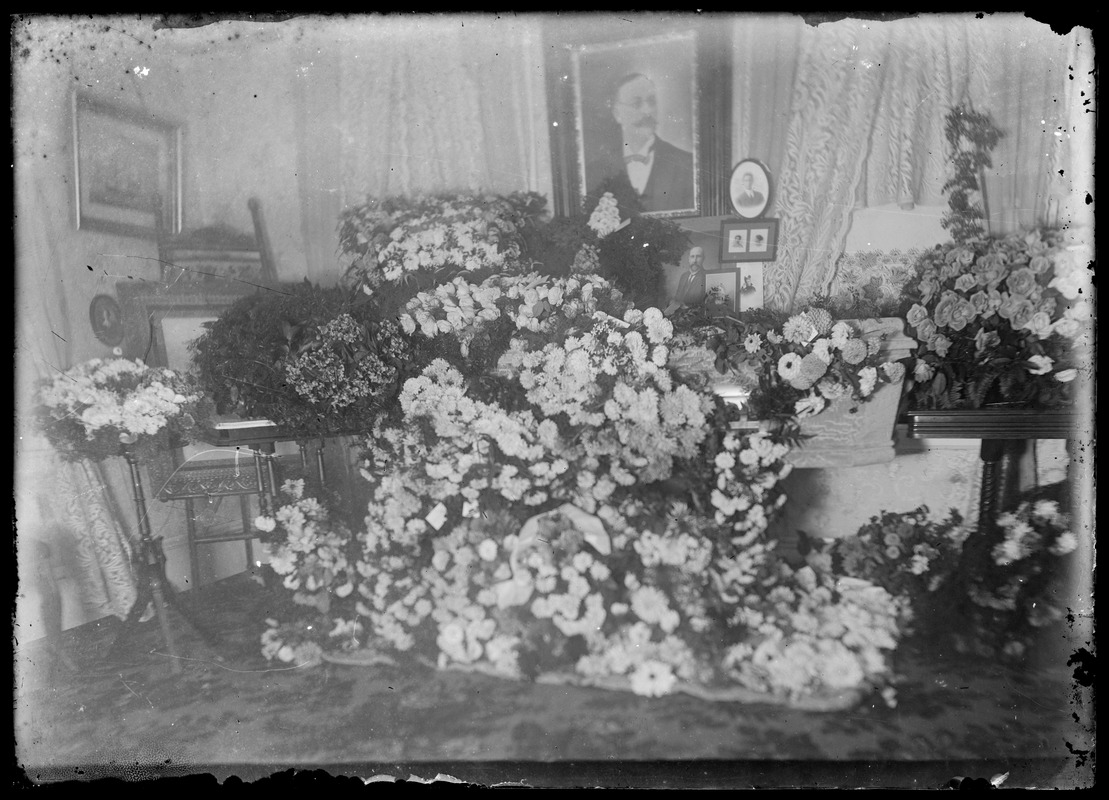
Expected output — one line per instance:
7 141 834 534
737 264 765 311
88 294 124 346
720 219 779 263
705 271 737 313
729 158 771 219
71 91 182 238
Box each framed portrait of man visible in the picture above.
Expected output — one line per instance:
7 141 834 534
570 31 699 218
729 158 772 219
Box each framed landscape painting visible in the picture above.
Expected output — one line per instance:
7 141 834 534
72 91 182 238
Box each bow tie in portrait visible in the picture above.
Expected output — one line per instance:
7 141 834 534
624 146 654 165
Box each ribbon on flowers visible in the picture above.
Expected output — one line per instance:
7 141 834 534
493 502 612 610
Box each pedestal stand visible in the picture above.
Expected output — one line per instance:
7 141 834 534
110 446 221 673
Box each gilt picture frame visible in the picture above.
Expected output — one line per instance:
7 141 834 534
571 30 699 218
71 91 183 238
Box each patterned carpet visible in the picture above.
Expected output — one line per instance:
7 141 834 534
14 572 1093 788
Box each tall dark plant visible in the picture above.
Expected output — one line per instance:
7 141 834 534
940 104 1004 243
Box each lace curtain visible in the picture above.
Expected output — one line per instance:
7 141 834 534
15 177 139 630
754 15 1081 312
292 17 553 284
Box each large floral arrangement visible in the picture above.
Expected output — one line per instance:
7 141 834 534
902 227 1092 409
678 306 908 439
250 189 933 707
189 282 412 435
36 357 210 462
261 449 902 705
338 188 688 313
256 264 904 704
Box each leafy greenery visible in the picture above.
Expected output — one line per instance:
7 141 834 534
188 281 413 435
940 104 1004 243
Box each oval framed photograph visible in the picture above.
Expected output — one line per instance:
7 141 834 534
89 293 124 346
729 158 771 219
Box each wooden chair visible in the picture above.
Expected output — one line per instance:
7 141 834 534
142 197 282 587
156 196 278 288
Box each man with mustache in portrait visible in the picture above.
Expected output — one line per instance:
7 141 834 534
586 72 695 213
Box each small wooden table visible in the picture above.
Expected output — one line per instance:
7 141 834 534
901 408 1078 539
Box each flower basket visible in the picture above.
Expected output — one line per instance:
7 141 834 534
786 318 915 469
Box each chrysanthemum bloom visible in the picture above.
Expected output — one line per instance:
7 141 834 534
777 353 803 381
841 339 867 365
803 308 834 335
799 352 828 382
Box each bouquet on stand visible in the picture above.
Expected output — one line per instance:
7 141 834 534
36 357 211 463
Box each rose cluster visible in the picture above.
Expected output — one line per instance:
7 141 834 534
904 228 1090 409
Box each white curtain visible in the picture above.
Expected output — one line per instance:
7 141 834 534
765 20 894 311
730 14 804 199
749 14 1080 312
292 16 553 285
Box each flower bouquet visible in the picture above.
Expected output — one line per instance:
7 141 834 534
35 357 211 463
256 478 361 667
800 506 969 635
189 282 412 436
801 497 1079 662
681 307 911 449
518 187 688 309
338 191 543 313
960 497 1079 659
902 227 1092 410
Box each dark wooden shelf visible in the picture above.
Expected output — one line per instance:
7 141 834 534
901 408 1078 440
203 424 365 448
